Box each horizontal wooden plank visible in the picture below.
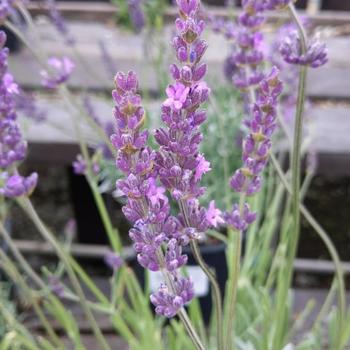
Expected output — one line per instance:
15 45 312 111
20 94 350 173
12 239 135 260
12 239 350 274
8 18 350 99
27 2 350 26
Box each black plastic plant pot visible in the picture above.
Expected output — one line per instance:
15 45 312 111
131 242 228 324
69 169 110 245
0 26 21 52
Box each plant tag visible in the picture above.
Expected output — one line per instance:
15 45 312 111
149 265 209 297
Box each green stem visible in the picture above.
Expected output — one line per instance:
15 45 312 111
0 221 44 288
155 248 206 350
0 221 88 349
272 4 308 348
179 200 222 350
0 302 38 347
270 154 345 333
224 228 241 350
87 178 121 251
0 251 63 349
288 2 308 282
178 308 206 350
58 85 122 252
17 197 111 350
190 240 224 350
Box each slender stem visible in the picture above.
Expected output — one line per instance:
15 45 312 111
155 249 206 350
0 221 44 288
179 200 222 350
178 308 206 350
223 77 253 350
0 298 39 347
58 85 122 252
0 251 63 348
224 227 241 350
270 154 345 328
0 221 89 349
59 86 116 157
4 21 46 65
17 197 112 350
271 4 309 348
312 279 336 331
71 45 111 87
288 1 308 276
87 178 122 251
190 240 224 350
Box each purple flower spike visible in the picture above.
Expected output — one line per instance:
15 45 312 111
155 0 211 240
230 67 282 196
41 56 75 89
1 31 36 194
0 173 38 198
217 0 267 88
226 67 282 232
279 31 328 68
112 0 211 319
128 0 145 33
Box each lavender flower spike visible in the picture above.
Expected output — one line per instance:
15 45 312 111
112 71 194 317
225 0 267 90
155 0 216 237
227 67 283 229
128 0 145 33
0 31 38 198
151 0 225 318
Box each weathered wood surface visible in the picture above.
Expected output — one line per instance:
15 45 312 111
20 93 350 176
13 238 350 274
8 19 350 99
12 239 135 260
27 1 350 26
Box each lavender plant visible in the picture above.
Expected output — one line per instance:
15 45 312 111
0 0 349 349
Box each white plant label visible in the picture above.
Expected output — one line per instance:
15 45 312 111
149 265 210 297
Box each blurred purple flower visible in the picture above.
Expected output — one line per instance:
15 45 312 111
280 31 328 68
128 0 145 33
41 56 75 89
0 172 38 198
104 250 123 270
